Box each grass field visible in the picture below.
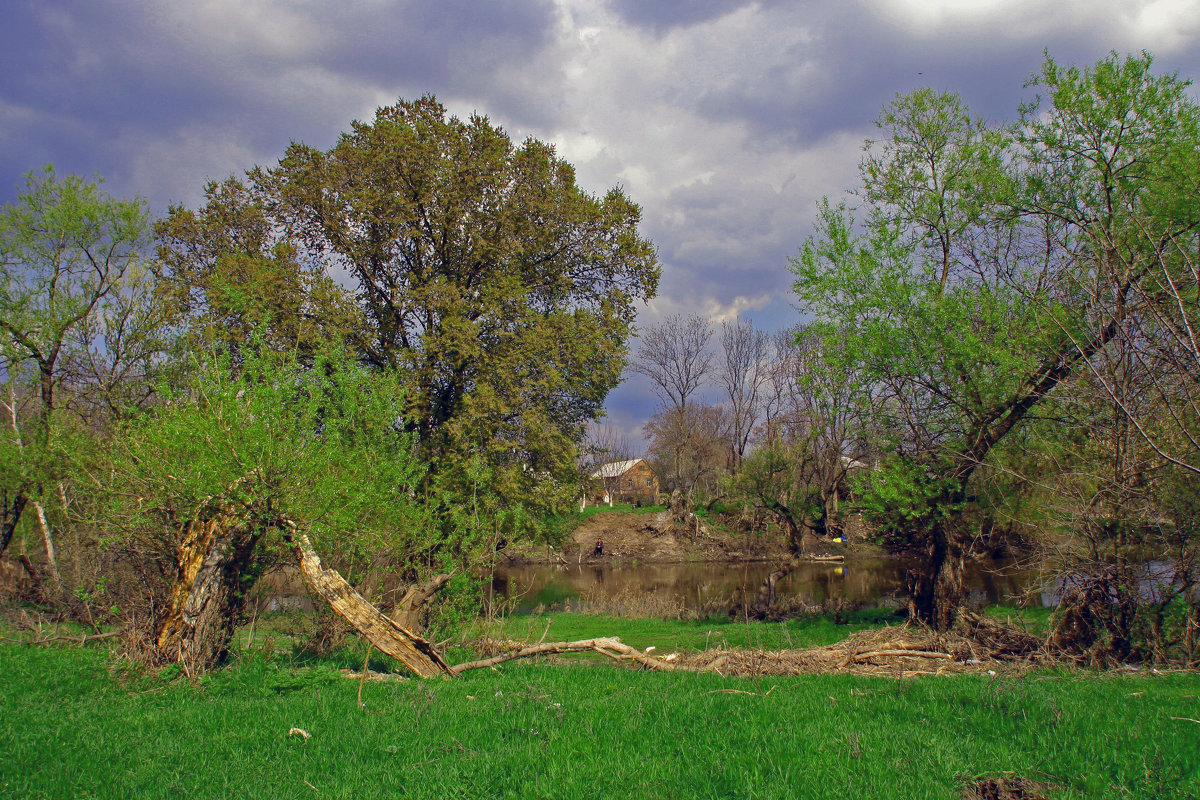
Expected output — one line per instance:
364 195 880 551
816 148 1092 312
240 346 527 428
2 611 1198 799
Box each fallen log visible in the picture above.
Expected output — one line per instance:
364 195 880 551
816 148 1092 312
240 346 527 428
451 637 676 674
287 524 450 678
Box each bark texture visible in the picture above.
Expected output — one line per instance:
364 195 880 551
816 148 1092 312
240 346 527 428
290 529 450 678
390 572 455 631
155 514 263 673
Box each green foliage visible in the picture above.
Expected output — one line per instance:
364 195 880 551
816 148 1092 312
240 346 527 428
727 437 822 543
851 458 964 548
154 177 362 357
0 166 149 372
793 50 1200 539
158 96 659 525
105 341 432 573
0 166 154 552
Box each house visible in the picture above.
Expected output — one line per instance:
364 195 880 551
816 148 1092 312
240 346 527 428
588 458 660 505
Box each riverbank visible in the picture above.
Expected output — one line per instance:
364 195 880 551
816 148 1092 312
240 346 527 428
2 617 1197 799
505 508 885 566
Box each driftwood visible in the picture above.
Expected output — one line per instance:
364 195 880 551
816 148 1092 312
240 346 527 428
287 524 450 679
451 637 677 674
842 649 953 665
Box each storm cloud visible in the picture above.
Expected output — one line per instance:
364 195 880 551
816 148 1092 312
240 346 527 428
3 0 1199 440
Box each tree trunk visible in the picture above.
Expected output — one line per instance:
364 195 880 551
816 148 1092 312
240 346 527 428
290 529 450 678
905 518 964 631
390 572 455 631
0 488 28 558
155 514 262 674
32 501 63 592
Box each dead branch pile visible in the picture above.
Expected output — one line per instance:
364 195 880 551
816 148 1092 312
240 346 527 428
448 615 1048 678
672 624 1042 677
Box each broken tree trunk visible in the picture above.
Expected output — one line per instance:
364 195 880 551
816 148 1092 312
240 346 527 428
155 513 263 674
288 527 450 678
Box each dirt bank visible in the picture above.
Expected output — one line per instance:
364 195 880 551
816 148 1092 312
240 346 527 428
504 510 881 566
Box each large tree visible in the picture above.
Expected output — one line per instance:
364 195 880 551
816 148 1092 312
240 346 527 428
263 97 656 498
158 97 658 518
793 52 1200 628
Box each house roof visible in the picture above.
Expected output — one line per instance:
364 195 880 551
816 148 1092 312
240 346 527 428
589 458 645 480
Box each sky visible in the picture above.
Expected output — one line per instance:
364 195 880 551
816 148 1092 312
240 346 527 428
3 0 1200 446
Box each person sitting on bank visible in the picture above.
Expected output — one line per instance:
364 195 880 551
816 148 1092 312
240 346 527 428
593 538 604 557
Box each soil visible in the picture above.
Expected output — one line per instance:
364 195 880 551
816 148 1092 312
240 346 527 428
503 510 882 566
963 777 1052 800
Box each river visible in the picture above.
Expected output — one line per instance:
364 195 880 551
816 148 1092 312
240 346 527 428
490 558 1052 615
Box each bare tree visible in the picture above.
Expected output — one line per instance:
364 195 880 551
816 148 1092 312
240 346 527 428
645 403 730 498
718 317 768 469
753 328 876 536
630 314 713 412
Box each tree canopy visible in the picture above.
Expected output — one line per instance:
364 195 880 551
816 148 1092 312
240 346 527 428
792 51 1200 627
159 96 659 514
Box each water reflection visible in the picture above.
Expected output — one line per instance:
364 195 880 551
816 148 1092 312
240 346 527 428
492 558 1045 614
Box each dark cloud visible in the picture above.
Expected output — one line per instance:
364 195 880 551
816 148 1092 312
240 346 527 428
685 3 1200 149
0 0 561 207
605 0 758 34
4 0 1200 439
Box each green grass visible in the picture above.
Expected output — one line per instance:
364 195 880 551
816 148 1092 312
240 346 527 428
2 639 1198 799
576 502 666 518
488 608 901 653
984 605 1058 636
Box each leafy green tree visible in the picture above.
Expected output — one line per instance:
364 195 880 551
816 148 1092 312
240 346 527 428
106 344 433 672
0 166 151 565
154 177 362 358
793 52 1200 629
161 96 659 525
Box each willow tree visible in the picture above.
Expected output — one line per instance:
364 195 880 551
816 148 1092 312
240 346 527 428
793 53 1200 629
158 97 660 522
107 345 444 674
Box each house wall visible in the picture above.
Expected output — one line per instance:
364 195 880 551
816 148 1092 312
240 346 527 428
588 460 661 504
615 462 659 503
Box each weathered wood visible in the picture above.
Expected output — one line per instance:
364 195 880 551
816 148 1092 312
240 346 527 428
156 513 260 673
838 648 953 668
451 637 676 674
32 501 62 592
289 526 450 679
